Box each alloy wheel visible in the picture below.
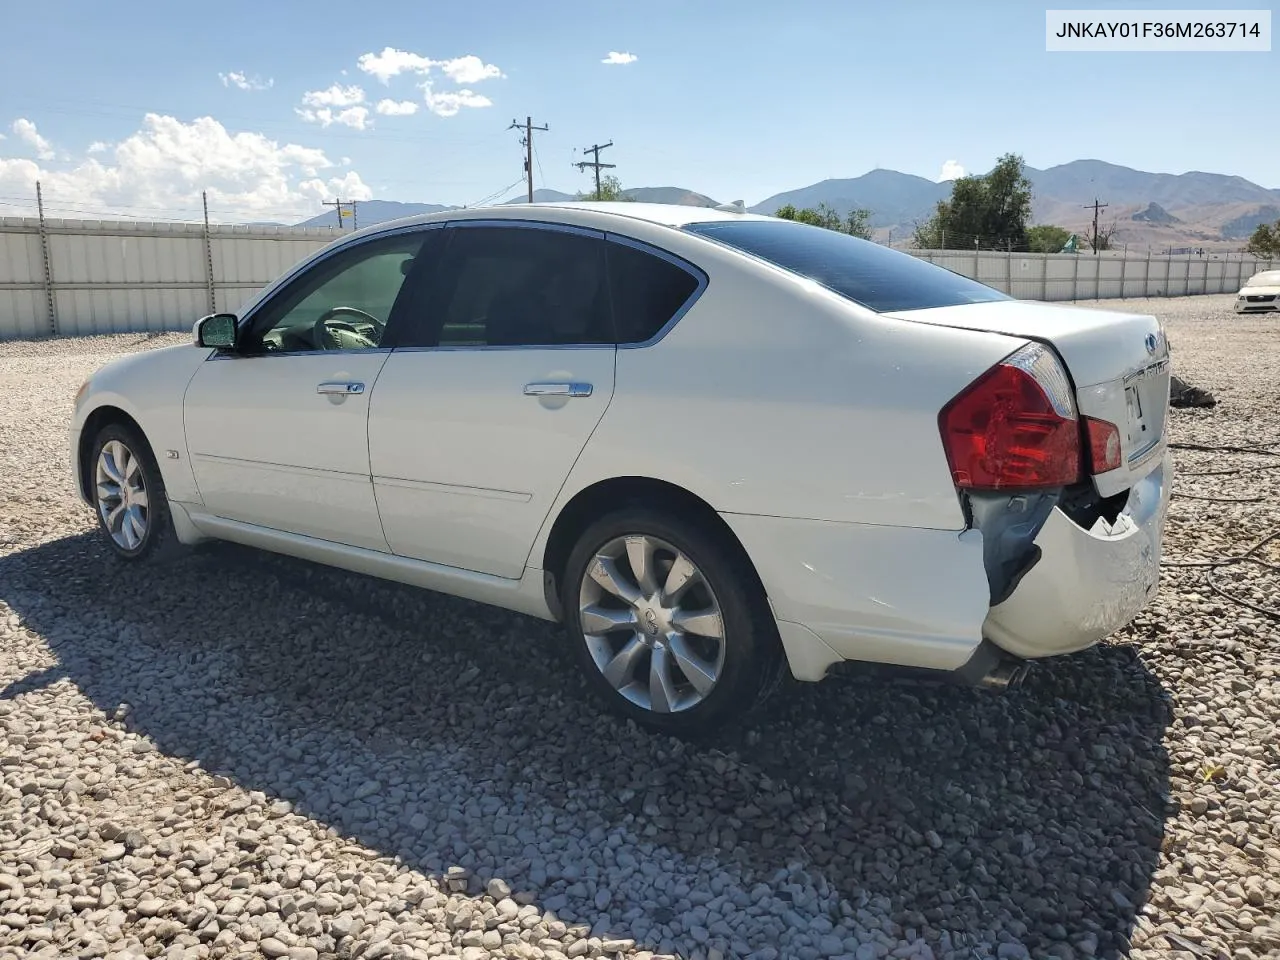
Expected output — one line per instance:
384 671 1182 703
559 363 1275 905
95 439 149 551
577 534 726 714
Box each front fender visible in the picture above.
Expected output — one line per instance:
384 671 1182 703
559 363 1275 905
71 345 211 507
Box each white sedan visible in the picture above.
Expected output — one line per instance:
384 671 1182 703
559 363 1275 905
1234 269 1280 313
70 203 1172 733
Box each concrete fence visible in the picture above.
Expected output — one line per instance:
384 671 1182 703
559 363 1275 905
0 215 1273 340
0 216 340 340
917 247 1273 302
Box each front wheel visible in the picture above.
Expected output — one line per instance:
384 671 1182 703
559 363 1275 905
561 507 783 734
90 423 180 562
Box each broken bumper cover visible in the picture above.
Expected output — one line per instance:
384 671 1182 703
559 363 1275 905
983 455 1171 659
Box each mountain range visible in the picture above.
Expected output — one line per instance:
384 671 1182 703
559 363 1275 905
295 160 1279 250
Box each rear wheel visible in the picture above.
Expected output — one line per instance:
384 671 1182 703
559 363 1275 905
90 423 181 562
562 506 782 734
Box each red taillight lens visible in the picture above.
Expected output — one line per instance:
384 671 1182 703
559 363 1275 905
1084 416 1122 472
939 345 1081 491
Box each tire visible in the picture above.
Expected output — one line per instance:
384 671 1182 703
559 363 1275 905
561 505 783 734
89 422 183 563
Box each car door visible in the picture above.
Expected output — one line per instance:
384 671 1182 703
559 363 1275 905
183 228 438 551
368 220 617 579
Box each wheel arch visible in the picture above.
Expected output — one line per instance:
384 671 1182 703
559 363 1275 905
77 404 152 502
538 475 770 621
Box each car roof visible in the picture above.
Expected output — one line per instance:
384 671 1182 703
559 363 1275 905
352 201 777 237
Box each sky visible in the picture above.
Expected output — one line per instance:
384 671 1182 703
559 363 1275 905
0 0 1273 223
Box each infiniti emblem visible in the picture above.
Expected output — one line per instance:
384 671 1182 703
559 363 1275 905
642 608 660 636
1144 333 1159 355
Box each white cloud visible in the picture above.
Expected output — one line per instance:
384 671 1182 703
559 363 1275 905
420 84 492 118
87 140 108 154
301 84 366 108
296 85 371 129
0 113 372 222
375 99 419 117
358 47 434 83
939 160 965 181
357 46 504 85
219 71 274 92
296 105 372 130
601 51 638 65
12 119 55 160
434 55 504 84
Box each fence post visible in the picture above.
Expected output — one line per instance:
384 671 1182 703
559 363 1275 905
35 181 58 336
1041 254 1049 301
1005 241 1013 296
973 240 980 282
1144 249 1151 297
1120 248 1128 299
1071 249 1080 301
202 191 216 315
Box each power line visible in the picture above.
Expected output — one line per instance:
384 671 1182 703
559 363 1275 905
574 140 616 198
466 177 527 209
507 116 549 204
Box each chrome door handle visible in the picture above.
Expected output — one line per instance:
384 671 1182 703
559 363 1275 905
317 381 365 395
524 382 593 398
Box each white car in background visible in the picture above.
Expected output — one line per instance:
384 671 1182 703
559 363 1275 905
1235 269 1280 313
70 203 1172 733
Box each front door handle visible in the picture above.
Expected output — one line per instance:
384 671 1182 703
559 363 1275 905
317 381 365 396
524 381 593 398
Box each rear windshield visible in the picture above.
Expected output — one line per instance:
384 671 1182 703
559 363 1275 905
684 218 1010 313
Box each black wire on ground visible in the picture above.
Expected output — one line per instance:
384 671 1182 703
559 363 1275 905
1163 527 1280 620
1168 441 1280 456
1173 492 1265 503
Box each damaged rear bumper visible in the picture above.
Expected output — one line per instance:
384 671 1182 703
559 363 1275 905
982 455 1171 659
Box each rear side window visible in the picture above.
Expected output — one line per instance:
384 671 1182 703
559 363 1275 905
684 219 1009 314
425 225 612 347
606 240 702 344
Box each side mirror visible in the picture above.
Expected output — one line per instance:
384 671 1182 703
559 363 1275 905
194 313 239 350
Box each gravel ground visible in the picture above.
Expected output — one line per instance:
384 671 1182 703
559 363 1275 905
0 296 1277 960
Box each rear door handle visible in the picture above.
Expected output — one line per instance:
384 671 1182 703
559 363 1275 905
317 381 365 395
524 382 593 398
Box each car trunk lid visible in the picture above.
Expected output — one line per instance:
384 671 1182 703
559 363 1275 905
885 299 1171 495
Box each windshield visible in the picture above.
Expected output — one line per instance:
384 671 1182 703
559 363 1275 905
684 218 1010 314
1247 271 1280 287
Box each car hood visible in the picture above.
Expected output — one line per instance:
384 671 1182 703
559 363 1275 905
1240 285 1280 296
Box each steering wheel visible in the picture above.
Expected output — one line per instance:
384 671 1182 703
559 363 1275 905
313 306 385 350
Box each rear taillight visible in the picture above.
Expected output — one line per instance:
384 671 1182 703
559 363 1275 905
1084 417 1122 472
939 343 1081 491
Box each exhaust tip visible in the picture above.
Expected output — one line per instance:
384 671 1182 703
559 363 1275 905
978 659 1032 692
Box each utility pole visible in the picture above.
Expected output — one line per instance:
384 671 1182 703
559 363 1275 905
1083 198 1109 255
508 116 549 203
574 140 616 199
322 198 356 231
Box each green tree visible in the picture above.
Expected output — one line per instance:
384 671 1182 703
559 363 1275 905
914 153 1033 250
1027 224 1072 253
577 174 633 202
1246 220 1280 258
775 202 873 239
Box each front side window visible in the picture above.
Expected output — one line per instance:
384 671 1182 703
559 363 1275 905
685 218 1010 314
427 225 612 347
249 232 428 353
